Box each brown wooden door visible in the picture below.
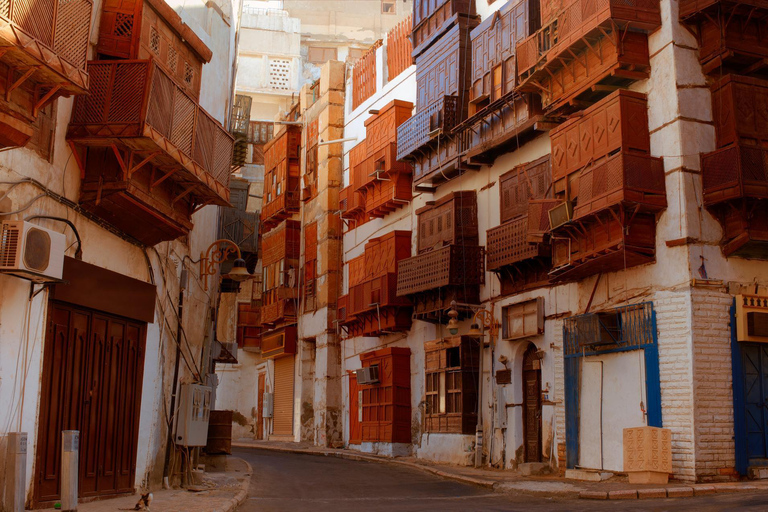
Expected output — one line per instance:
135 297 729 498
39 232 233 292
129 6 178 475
257 373 265 440
35 302 146 506
522 345 542 463
348 372 361 444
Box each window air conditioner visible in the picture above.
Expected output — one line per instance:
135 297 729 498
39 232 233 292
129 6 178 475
548 201 573 230
355 365 380 385
0 220 66 282
212 341 238 364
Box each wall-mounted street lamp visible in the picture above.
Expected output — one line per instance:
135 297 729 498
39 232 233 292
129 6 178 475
445 300 499 468
200 239 252 291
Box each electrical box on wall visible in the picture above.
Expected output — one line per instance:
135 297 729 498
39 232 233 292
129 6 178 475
263 392 274 418
175 384 212 446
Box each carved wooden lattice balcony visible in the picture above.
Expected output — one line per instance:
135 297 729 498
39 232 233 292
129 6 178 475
487 217 550 272
352 40 381 110
261 220 300 326
679 0 768 19
261 125 301 230
397 245 485 296
702 144 768 206
412 0 476 57
67 59 233 244
387 15 413 81
0 0 92 147
396 95 459 161
574 152 666 219
516 0 659 112
343 231 412 337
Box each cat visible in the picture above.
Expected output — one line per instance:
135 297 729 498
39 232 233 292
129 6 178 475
133 492 153 511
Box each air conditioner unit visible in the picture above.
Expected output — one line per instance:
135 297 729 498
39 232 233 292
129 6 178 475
263 392 274 418
0 221 66 282
548 201 573 230
575 312 621 347
212 341 238 364
175 384 212 447
736 294 768 342
356 366 380 385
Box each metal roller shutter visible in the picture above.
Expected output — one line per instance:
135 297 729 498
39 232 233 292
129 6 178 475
272 356 295 437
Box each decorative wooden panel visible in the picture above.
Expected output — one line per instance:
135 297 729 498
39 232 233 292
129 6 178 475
574 151 666 220
261 220 300 266
470 0 539 102
500 155 551 224
261 125 301 230
387 15 413 81
352 40 381 110
487 216 550 271
550 212 657 282
717 200 768 258
98 0 142 59
360 348 411 443
550 90 652 181
237 303 261 350
348 254 367 288
710 75 768 150
693 9 768 75
412 0 476 57
68 59 233 217
364 231 412 280
261 326 297 359
416 191 478 253
702 144 768 206
396 244 485 296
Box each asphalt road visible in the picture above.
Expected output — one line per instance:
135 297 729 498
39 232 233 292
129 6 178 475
235 447 768 512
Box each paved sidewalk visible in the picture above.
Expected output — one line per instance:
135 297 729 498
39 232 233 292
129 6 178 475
40 456 251 512
233 439 768 501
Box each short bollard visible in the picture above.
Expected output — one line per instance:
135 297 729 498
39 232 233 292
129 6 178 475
61 431 79 512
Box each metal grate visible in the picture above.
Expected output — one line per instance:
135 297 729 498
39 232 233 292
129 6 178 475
268 58 291 90
0 222 20 268
564 302 655 356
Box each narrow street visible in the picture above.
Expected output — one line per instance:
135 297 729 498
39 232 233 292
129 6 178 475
235 448 768 512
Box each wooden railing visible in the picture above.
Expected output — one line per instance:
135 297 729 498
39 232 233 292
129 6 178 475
487 217 548 271
702 144 768 206
352 40 381 110
517 0 660 79
1 0 92 71
70 60 234 190
397 244 484 296
396 96 459 160
387 15 413 81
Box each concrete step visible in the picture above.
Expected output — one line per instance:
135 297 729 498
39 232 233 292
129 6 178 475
565 468 614 482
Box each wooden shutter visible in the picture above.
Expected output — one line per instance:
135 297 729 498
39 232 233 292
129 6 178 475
272 356 295 437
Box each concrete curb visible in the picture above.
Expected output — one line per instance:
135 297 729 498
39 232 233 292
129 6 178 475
221 457 253 512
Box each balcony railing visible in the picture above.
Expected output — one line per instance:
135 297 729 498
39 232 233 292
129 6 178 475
261 190 300 231
397 96 459 161
487 217 549 272
69 60 233 205
397 244 484 297
574 152 666 220
0 0 92 93
517 0 660 79
702 144 768 206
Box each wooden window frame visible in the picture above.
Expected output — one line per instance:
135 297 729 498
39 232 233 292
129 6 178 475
424 336 479 434
381 0 396 14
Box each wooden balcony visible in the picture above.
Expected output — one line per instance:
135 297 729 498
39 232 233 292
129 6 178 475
261 325 297 359
715 200 768 258
550 212 657 281
387 15 413 81
365 171 412 218
710 75 768 150
412 0 476 57
0 0 92 147
574 151 666 220
261 125 301 230
396 244 484 320
396 95 459 161
516 0 656 113
345 274 412 337
487 217 550 272
261 291 298 326
679 0 768 20
67 60 233 245
689 9 768 75
702 144 768 206
261 220 300 266
340 186 367 226
237 303 261 352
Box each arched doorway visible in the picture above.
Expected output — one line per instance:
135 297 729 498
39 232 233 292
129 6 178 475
522 344 542 463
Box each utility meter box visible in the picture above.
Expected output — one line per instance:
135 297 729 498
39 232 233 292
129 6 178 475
263 392 274 418
175 384 212 446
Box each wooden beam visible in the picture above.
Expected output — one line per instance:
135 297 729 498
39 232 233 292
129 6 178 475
33 85 62 117
6 66 40 101
127 151 162 178
172 185 196 205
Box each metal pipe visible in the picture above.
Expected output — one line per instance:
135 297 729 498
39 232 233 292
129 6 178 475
475 327 484 468
162 270 187 485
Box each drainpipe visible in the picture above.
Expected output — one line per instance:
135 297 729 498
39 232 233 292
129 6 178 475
475 328 484 468
163 269 187 487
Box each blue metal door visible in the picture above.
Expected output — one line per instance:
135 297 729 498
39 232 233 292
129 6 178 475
743 343 768 461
